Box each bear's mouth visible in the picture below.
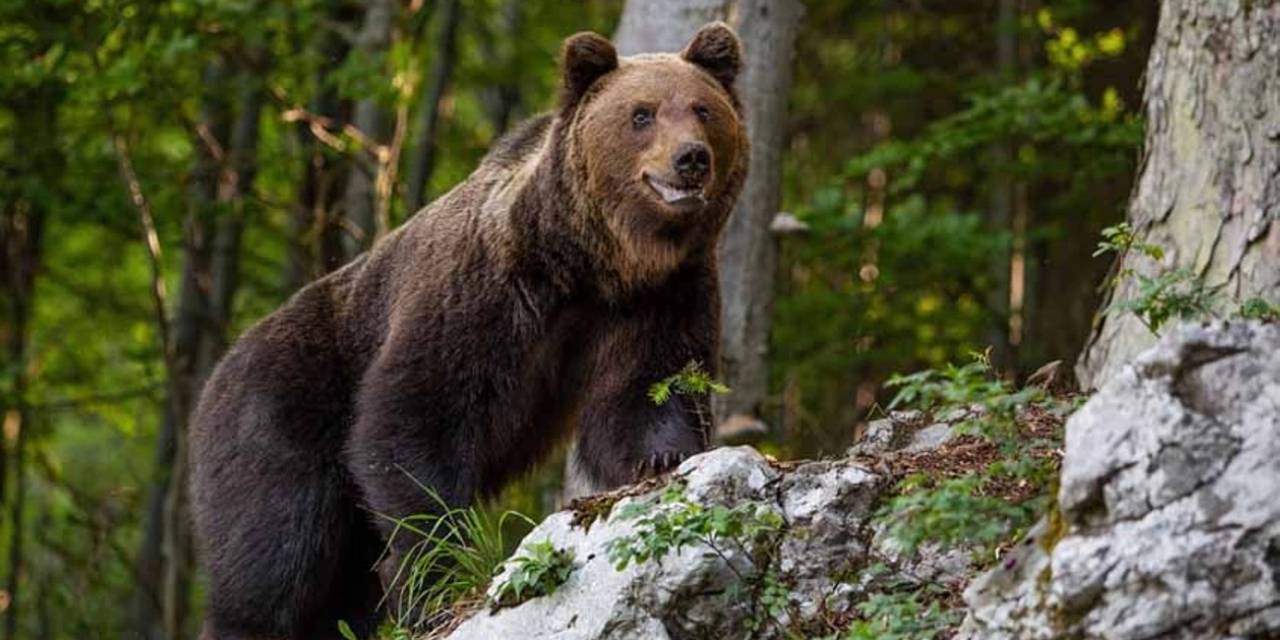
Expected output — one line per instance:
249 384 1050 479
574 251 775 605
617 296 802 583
644 174 706 210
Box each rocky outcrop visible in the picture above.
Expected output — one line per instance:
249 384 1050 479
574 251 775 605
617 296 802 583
444 404 987 640
961 321 1280 639
447 446 887 639
448 321 1279 640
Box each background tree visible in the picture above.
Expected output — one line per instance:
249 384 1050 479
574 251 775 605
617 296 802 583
341 0 398 258
1076 0 1280 389
405 0 463 213
1 60 60 640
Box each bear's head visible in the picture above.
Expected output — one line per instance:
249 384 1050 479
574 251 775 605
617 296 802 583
557 23 749 291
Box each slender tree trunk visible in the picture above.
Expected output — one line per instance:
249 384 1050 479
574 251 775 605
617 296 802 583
405 0 463 213
287 15 353 291
986 0 1017 370
615 0 804 427
128 61 264 640
33 510 50 640
480 0 524 136
1077 0 1280 389
163 71 263 640
203 73 264 365
129 61 228 640
1 82 58 640
341 0 396 259
107 121 183 640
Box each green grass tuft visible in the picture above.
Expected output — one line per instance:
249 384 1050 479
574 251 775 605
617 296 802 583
378 480 535 632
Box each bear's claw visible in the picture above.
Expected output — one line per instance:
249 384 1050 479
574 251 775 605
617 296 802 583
635 451 690 479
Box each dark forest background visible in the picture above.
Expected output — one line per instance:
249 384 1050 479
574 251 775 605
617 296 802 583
0 0 1155 637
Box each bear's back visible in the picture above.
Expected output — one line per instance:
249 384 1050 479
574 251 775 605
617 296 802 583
480 115 553 170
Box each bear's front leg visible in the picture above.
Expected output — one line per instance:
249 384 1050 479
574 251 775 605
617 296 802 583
573 265 721 489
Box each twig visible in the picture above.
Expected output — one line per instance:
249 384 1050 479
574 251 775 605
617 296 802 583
195 121 226 163
30 384 164 411
109 132 174 368
375 82 413 238
272 84 382 158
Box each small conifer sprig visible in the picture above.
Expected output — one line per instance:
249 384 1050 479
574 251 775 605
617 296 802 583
648 360 730 406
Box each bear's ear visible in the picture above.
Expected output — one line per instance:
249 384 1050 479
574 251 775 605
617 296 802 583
560 32 618 107
681 22 743 91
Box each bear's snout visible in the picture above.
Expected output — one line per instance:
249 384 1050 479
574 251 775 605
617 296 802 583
673 141 711 185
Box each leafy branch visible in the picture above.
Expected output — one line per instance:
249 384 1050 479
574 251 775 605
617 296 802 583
648 361 730 406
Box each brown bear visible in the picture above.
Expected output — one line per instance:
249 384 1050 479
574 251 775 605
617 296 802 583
190 22 748 640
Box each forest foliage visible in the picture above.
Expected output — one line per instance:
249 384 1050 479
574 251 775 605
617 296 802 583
0 0 1156 637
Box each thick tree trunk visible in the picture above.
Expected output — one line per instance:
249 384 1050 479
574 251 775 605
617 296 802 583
1077 0 1280 389
615 0 804 427
341 0 396 259
405 0 463 213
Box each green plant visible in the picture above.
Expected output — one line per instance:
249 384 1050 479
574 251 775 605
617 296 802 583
379 482 535 631
875 356 1063 558
876 475 1039 556
1111 268 1220 335
751 568 792 634
840 587 959 640
808 565 960 640
379 625 414 640
489 539 576 609
1238 297 1280 322
648 360 730 406
607 483 789 633
607 483 783 571
884 350 1009 411
1094 224 1225 335
1093 222 1164 260
337 620 359 640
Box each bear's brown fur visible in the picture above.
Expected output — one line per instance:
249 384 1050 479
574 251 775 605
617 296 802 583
191 23 748 639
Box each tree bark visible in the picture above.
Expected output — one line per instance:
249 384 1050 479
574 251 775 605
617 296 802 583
405 0 463 213
1077 0 1280 389
341 0 396 259
615 0 804 427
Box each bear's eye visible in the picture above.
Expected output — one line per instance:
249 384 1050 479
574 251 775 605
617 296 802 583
632 107 655 130
693 105 712 123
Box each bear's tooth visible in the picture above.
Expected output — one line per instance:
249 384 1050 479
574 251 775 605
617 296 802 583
648 175 702 204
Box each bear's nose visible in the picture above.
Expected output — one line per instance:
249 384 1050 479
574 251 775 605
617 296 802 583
673 142 711 184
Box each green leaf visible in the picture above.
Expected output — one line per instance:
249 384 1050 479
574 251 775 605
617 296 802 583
337 620 359 640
